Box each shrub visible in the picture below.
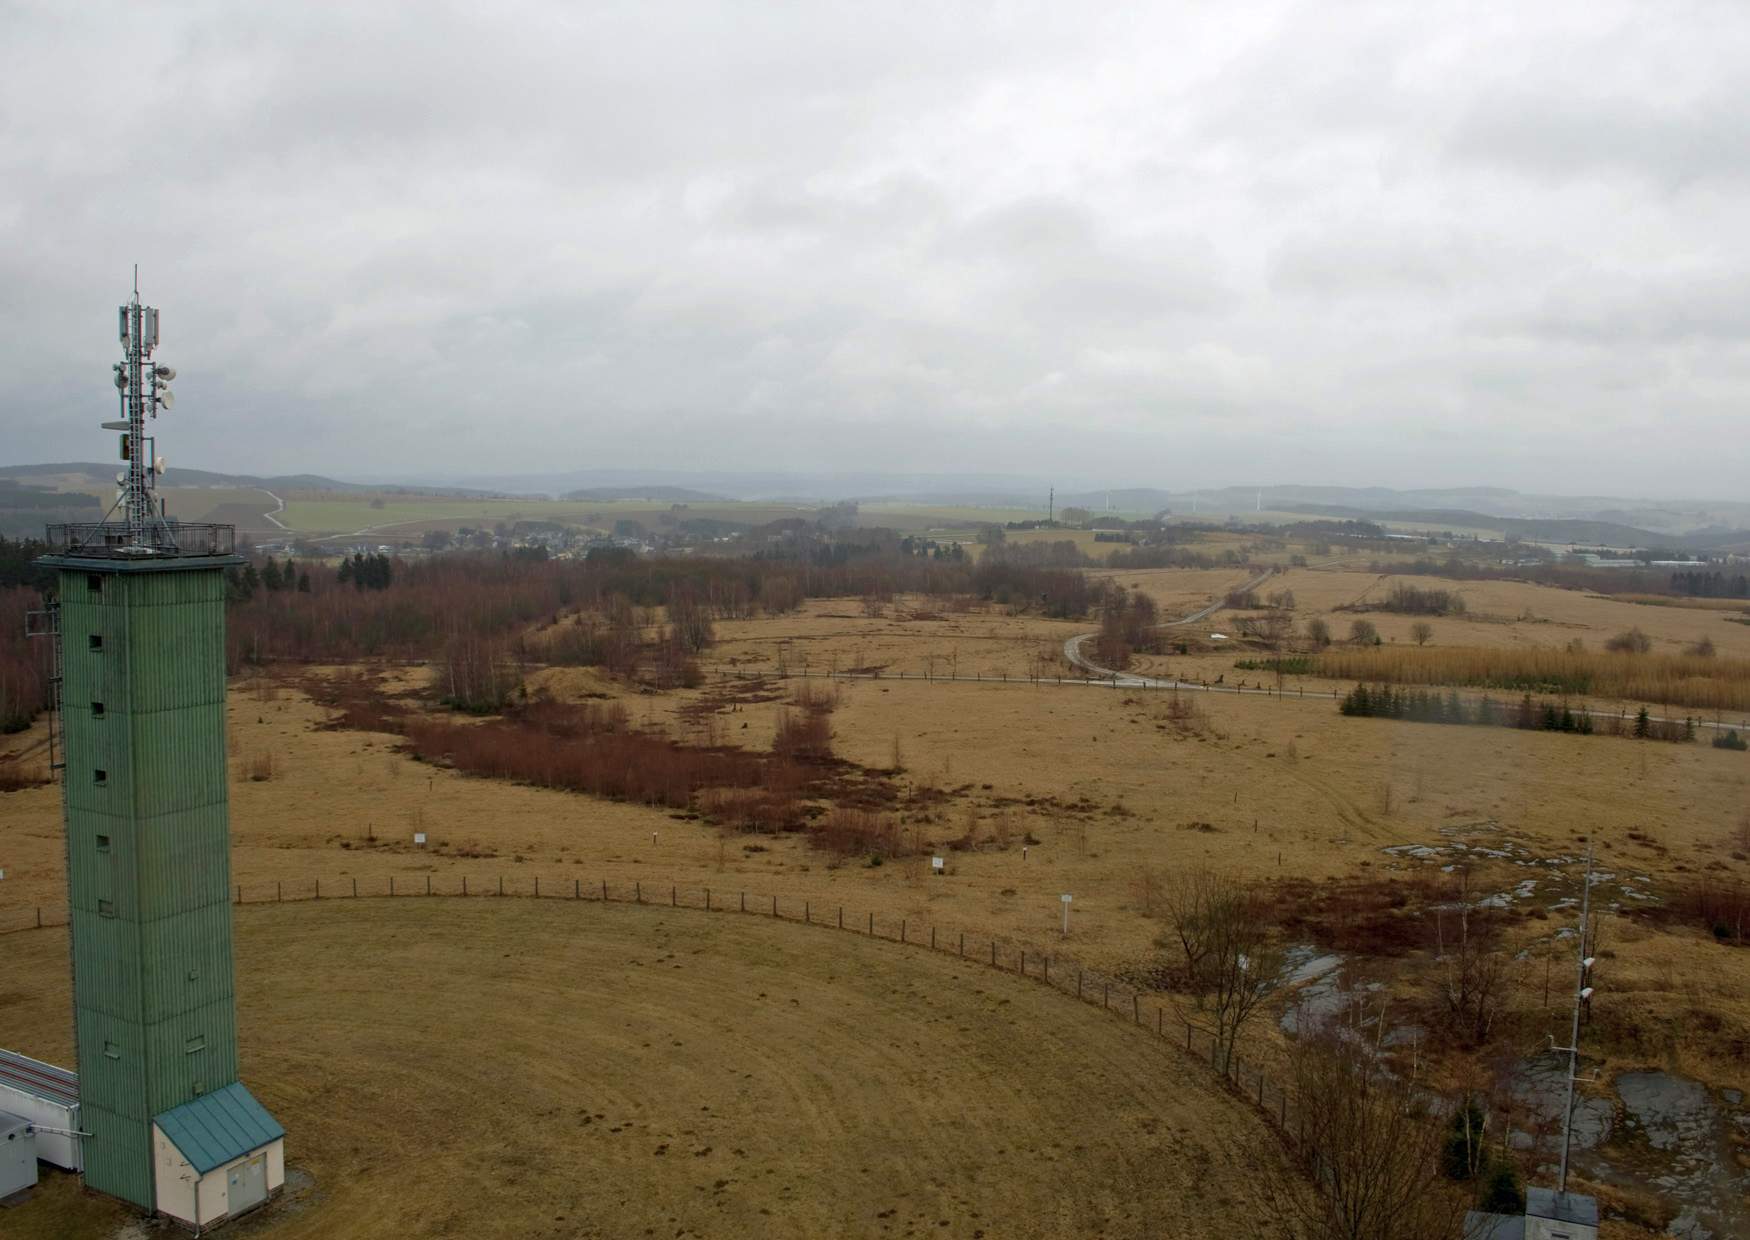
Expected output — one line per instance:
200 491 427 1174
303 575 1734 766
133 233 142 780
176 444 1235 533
771 707 833 761
1715 730 1749 751
1479 1163 1525 1214
1349 619 1379 645
1605 627 1653 654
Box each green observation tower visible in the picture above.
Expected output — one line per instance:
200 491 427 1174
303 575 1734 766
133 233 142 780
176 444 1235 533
34 282 284 1227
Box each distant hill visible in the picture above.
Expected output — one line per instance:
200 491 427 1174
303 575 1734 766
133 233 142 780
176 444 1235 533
0 462 501 498
0 461 366 491
1275 503 1672 547
561 485 729 503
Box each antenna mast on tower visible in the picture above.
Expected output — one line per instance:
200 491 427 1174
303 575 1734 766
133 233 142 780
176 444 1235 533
112 274 176 546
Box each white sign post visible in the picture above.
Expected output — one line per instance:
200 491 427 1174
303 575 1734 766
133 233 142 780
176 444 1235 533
1060 893 1072 938
413 832 426 846
931 856 944 874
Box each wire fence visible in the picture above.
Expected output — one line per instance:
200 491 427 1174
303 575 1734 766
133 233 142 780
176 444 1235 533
2 873 1313 1155
743 667 1750 733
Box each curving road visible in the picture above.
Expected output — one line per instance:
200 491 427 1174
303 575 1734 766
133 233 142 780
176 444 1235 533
1063 567 1275 688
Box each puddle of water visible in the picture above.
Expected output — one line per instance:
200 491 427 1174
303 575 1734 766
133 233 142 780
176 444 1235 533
1506 1052 1614 1151
1617 1071 1712 1154
1506 1063 1750 1238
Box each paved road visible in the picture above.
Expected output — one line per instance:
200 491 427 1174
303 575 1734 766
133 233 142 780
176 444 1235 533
259 489 289 531
1062 567 1276 688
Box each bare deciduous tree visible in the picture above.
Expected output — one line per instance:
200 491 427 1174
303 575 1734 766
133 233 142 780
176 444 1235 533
1432 874 1512 1049
1160 869 1284 1071
1410 621 1434 646
1254 1035 1472 1240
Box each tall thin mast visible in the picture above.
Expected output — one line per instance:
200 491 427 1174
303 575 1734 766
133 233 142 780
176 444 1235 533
1556 844 1595 1193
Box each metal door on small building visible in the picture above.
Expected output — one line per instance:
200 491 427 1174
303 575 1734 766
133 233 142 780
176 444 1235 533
227 1152 267 1214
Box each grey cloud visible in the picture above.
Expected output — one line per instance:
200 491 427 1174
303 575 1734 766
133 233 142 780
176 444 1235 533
1 2 1749 496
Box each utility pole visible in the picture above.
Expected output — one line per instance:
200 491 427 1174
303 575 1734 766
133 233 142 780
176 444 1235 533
1048 486 1054 525
1555 845 1597 1194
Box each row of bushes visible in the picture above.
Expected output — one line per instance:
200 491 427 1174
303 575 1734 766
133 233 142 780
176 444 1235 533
1338 683 1700 742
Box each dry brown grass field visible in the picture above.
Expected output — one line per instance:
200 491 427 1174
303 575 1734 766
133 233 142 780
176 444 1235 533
4 562 1749 1235
1 899 1283 1240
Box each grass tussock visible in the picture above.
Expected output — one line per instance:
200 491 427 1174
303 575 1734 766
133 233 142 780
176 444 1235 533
0 758 47 792
813 806 915 858
1314 645 1750 712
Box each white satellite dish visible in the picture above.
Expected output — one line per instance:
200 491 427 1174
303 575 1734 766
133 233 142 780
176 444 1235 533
156 388 175 409
115 471 126 485
153 365 176 381
113 370 127 390
154 456 166 475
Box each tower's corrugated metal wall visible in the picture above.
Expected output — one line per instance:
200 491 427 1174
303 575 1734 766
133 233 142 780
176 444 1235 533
56 560 237 1209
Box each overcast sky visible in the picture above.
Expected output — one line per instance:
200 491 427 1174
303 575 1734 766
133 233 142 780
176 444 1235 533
2 1 1748 496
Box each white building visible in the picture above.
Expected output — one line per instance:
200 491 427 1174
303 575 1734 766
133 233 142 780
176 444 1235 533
150 1083 286 1230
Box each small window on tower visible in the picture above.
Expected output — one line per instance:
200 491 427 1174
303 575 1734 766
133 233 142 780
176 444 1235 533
88 634 103 652
93 769 107 786
91 701 105 719
87 574 103 596
96 834 111 853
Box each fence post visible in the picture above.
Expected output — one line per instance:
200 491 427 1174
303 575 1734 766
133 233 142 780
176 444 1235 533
535 877 539 898
498 875 503 897
869 912 874 935
741 891 746 912
672 886 677 907
575 878 579 899
390 876 395 896
463 876 468 896
806 902 810 924
706 889 711 911
635 881 640 903
276 881 282 902
315 879 320 900
601 879 608 901
838 906 843 929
